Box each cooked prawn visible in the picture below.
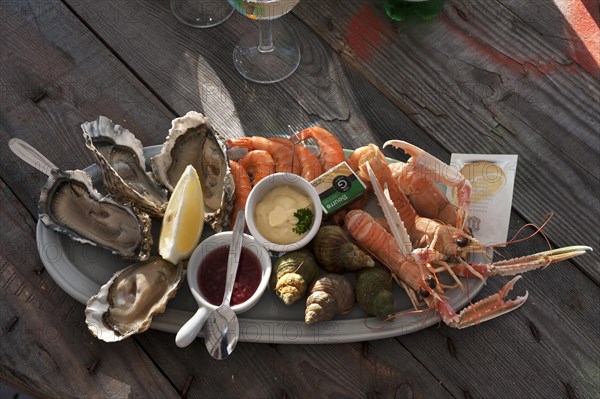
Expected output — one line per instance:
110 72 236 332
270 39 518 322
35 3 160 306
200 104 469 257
347 144 386 191
292 126 345 171
229 160 251 229
270 137 324 181
227 136 301 175
239 150 275 185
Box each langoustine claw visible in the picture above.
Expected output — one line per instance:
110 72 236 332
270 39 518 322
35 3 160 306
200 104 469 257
436 246 592 328
435 276 528 329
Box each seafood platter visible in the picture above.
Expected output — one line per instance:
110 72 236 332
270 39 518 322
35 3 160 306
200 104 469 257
19 111 591 345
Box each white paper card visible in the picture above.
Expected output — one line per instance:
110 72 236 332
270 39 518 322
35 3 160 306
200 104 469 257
447 154 518 246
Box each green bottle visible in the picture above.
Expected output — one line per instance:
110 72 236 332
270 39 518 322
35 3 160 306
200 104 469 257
383 0 445 21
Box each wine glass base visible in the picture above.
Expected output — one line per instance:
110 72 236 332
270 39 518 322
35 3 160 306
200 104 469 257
233 25 301 84
171 0 234 28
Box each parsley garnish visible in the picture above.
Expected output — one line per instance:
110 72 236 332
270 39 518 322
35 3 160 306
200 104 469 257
292 208 314 235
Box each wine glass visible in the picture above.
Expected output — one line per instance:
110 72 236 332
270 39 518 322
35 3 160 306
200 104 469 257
171 0 234 28
228 0 301 83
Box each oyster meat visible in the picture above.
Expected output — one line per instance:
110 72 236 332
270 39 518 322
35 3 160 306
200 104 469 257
152 111 234 231
39 169 152 260
85 257 183 342
82 116 168 217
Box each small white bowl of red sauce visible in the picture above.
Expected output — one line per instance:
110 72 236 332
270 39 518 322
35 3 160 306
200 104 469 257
176 232 271 347
245 173 323 253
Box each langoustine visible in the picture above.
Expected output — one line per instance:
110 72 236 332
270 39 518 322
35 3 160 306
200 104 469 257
343 157 591 328
384 140 470 230
345 208 591 328
350 144 480 266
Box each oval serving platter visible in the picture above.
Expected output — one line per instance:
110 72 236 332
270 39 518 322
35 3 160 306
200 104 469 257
36 145 484 344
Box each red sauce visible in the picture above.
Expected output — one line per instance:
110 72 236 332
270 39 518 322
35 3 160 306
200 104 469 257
197 246 262 306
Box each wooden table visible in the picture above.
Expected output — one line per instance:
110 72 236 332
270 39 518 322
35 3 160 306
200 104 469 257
1 0 598 397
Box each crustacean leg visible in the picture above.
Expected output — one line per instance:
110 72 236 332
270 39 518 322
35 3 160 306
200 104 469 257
433 276 528 329
451 246 593 278
431 246 592 328
347 205 593 329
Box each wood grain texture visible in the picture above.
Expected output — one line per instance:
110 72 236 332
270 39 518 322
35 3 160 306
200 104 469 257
1 0 598 398
60 1 599 398
323 72 600 397
397 213 600 399
0 0 175 216
0 0 179 396
0 178 180 398
62 0 383 143
292 0 600 282
136 332 453 399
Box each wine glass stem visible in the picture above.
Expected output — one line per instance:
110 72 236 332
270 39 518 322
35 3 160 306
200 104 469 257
258 20 274 53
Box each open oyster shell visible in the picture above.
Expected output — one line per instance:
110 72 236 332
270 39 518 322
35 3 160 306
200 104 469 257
85 257 183 342
152 111 234 231
38 169 152 260
82 116 168 217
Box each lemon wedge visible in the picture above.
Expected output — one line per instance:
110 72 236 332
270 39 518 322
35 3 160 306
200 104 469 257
159 165 205 264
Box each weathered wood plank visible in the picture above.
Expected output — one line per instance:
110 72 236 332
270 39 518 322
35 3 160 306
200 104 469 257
0 0 183 396
292 0 600 282
0 0 175 217
0 178 180 398
136 332 453 399
3 0 598 398
57 2 597 397
396 214 600 399
314 65 600 398
54 1 467 396
331 64 600 397
60 0 399 143
60 1 599 399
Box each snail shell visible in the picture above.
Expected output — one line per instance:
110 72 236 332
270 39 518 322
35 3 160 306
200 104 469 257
305 274 355 325
312 225 374 272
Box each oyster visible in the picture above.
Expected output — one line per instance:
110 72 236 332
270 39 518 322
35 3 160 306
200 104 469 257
39 169 152 260
152 111 234 231
85 257 183 342
82 116 168 217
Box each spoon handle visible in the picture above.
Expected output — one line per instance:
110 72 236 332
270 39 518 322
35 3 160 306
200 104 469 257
9 138 58 177
175 307 210 348
222 212 245 306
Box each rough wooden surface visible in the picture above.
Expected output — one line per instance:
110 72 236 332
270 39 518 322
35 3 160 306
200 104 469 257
293 0 600 282
0 179 180 399
1 0 598 398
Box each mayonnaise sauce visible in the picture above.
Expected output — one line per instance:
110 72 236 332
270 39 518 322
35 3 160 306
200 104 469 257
254 185 313 244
